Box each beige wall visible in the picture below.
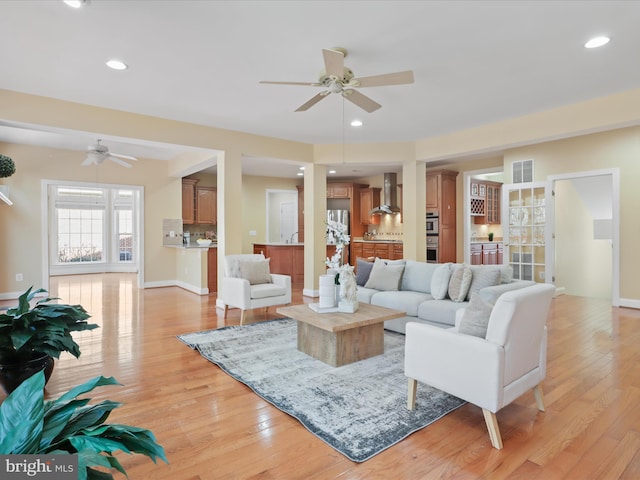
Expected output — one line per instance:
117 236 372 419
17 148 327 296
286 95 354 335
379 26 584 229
0 142 180 296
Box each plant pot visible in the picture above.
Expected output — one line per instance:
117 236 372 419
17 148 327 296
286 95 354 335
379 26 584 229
0 352 54 395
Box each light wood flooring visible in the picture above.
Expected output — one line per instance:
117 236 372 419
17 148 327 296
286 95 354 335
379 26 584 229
2 273 640 479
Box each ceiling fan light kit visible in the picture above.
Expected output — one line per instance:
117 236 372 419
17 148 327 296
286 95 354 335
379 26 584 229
260 47 414 113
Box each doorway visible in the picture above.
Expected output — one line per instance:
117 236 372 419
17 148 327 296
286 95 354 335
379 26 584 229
266 189 298 243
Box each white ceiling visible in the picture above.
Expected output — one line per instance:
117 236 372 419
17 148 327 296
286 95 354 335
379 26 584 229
1 1 639 178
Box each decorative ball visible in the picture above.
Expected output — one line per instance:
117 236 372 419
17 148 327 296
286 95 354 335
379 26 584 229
0 155 16 178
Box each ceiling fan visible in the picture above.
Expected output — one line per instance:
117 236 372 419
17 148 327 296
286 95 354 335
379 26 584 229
81 139 137 168
260 47 414 113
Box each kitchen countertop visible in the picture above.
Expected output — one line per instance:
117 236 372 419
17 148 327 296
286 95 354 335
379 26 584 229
352 239 403 244
252 242 304 246
165 244 217 249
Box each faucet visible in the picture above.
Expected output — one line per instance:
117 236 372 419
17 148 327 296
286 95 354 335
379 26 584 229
289 232 298 244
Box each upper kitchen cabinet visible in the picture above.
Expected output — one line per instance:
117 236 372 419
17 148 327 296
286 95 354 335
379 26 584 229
196 186 217 224
327 183 352 198
182 178 198 224
360 187 381 225
472 180 502 225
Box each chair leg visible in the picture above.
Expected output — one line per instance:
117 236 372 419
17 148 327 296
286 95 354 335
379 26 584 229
240 310 247 325
223 305 228 319
533 384 545 412
482 409 503 450
407 378 417 410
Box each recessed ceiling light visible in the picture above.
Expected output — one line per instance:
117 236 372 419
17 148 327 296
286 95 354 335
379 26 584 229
585 36 610 49
329 170 337 174
297 172 303 176
299 166 305 170
106 59 128 70
350 120 363 127
63 0 89 8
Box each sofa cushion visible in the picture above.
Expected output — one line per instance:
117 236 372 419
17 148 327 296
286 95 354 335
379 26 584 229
448 265 472 302
365 258 405 291
356 286 381 304
239 258 272 285
400 260 439 293
371 291 432 317
430 263 453 300
467 266 501 300
250 282 286 299
355 258 374 286
478 280 536 304
458 292 495 338
417 299 468 326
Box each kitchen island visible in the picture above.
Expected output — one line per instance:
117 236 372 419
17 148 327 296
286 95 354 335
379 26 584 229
165 243 217 294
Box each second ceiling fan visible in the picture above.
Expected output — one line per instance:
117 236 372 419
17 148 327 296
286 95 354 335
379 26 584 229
260 47 414 113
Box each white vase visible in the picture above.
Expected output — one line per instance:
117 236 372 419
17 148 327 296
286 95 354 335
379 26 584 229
319 274 337 308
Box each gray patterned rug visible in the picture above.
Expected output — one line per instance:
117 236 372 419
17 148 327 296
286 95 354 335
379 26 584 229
178 318 465 462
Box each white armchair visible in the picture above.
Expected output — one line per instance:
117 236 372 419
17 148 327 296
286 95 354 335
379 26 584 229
222 254 292 325
405 283 555 449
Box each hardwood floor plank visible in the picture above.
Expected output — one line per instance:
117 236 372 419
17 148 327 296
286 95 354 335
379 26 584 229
2 274 640 479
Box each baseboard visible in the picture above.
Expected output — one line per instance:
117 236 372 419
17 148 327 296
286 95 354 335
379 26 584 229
143 280 209 295
303 288 319 298
619 298 640 309
555 287 566 296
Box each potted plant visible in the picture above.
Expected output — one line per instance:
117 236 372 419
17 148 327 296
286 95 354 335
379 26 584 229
0 370 168 480
0 154 15 178
488 232 494 241
0 286 98 394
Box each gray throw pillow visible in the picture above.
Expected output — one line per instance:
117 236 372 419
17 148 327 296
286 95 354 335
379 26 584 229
364 258 405 291
467 267 502 301
356 258 374 286
448 265 473 302
430 263 452 300
238 258 272 285
458 292 494 338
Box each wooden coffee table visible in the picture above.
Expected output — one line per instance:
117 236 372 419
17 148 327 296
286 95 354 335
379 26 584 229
276 303 405 367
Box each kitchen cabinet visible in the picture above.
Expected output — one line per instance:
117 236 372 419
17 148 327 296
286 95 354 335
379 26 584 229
207 247 217 293
470 244 483 265
327 183 352 198
470 242 502 265
182 178 198 224
473 181 501 225
426 170 458 263
196 187 217 224
327 244 350 266
359 187 381 225
351 241 403 261
253 244 304 286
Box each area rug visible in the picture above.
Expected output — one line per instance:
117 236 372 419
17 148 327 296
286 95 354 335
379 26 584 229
178 318 465 462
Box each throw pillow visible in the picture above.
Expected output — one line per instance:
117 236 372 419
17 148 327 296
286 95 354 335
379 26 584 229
238 258 272 285
467 267 502 301
355 258 374 286
430 263 452 300
364 258 405 291
448 264 473 302
458 292 495 338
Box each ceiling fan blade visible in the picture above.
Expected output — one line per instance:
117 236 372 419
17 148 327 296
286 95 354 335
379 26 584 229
342 89 381 113
354 70 415 88
260 81 321 86
110 152 138 161
81 156 95 166
295 91 330 112
109 156 133 168
322 48 345 79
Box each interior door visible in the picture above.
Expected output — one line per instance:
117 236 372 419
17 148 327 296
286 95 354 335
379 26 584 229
280 201 296 243
501 181 552 283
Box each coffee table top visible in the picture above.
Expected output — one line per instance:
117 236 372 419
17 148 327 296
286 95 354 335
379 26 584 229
277 303 405 333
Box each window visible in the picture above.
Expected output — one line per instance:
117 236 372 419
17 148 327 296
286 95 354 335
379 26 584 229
512 159 534 183
50 184 139 273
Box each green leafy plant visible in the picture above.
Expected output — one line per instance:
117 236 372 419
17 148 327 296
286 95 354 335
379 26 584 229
0 154 15 178
488 232 494 241
0 370 168 480
0 287 98 362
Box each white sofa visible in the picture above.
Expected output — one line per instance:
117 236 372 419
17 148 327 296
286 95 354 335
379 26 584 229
356 259 535 333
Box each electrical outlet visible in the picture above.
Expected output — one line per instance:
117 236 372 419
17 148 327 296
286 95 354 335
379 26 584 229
249 230 257 236
539 271 545 280
16 273 23 282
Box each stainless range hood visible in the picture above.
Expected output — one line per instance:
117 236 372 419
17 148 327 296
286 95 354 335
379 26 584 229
369 172 401 215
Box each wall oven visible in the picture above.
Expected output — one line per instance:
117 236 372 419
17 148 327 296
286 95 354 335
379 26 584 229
426 236 439 263
426 213 439 235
